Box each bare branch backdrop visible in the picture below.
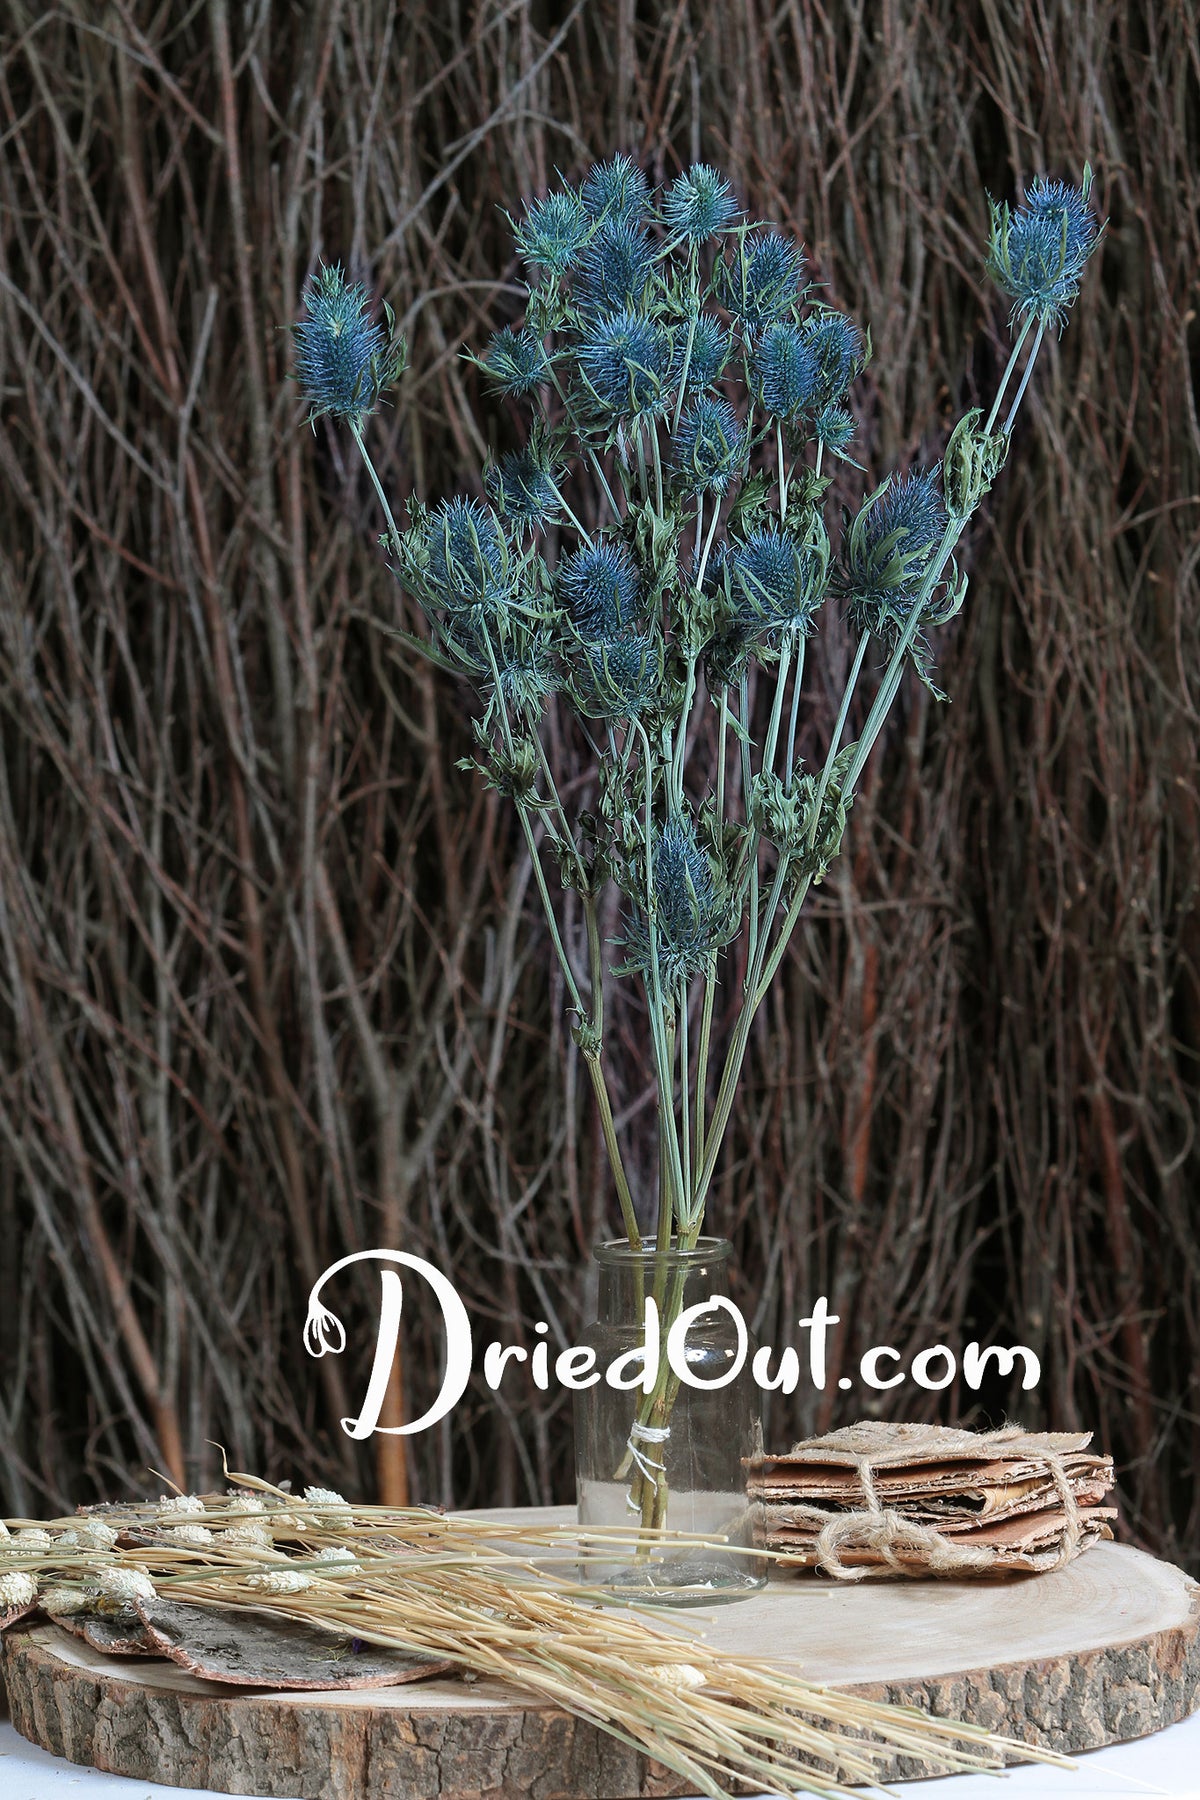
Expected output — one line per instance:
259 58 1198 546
0 0 1196 1566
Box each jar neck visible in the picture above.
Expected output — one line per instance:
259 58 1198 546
592 1237 732 1319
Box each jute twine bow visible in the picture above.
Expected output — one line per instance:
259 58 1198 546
791 1444 1083 1581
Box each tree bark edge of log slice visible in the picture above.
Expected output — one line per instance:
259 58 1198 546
1 1546 1198 1799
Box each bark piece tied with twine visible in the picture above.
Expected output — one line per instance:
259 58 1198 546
749 1421 1117 1580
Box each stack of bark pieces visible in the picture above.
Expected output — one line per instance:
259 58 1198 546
749 1421 1117 1579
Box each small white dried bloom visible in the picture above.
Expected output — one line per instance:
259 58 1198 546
649 1663 707 1692
15 1528 51 1550
55 1530 79 1548
76 1520 118 1550
302 1486 353 1526
267 1513 304 1532
226 1490 265 1513
245 1569 311 1594
158 1494 206 1518
314 1545 361 1575
97 1567 156 1605
0 1570 38 1609
221 1521 272 1548
170 1525 214 1548
41 1585 91 1616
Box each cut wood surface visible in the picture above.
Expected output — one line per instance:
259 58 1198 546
2 1512 1198 1799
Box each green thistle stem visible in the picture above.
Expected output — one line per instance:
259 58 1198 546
984 311 1035 434
348 418 405 558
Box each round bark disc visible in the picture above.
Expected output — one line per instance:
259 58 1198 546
2 1526 1197 1799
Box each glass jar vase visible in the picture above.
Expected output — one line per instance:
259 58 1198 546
574 1236 765 1604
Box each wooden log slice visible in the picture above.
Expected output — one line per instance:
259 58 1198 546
2 1529 1198 1799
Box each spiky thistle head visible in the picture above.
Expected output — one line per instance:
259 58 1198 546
577 311 674 418
663 164 739 241
480 326 548 396
802 311 864 405
670 396 746 495
566 632 663 721
615 811 736 989
576 218 654 315
844 469 948 639
752 322 821 419
723 526 828 633
421 497 514 619
715 230 805 329
986 172 1100 330
514 189 590 274
485 444 562 532
557 539 642 636
490 625 557 720
293 264 406 422
581 154 651 224
679 313 732 391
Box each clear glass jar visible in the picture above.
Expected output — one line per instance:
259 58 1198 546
574 1236 766 1604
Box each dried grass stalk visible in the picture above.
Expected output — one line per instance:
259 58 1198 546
1 1471 1071 1800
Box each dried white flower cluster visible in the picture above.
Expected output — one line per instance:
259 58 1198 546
245 1569 311 1594
220 1521 272 1548
302 1486 353 1527
170 1525 214 1548
314 1545 361 1575
158 1494 206 1518
0 1570 38 1610
96 1567 156 1612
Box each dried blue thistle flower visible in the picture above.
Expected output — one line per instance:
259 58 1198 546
679 313 732 390
663 164 738 241
802 312 863 405
491 627 557 719
557 539 642 636
753 322 821 419
671 396 746 495
724 526 827 632
716 230 805 329
616 812 735 988
486 447 562 532
294 263 407 422
567 632 663 721
813 403 857 458
844 470 948 640
577 311 674 418
423 497 513 618
986 174 1100 329
576 218 654 314
481 326 548 396
514 190 590 274
581 154 651 224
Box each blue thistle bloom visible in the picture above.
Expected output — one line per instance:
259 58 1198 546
482 326 548 396
568 633 662 721
725 527 826 632
986 175 1100 328
716 230 805 328
616 812 734 988
424 497 513 617
671 396 746 495
802 312 863 404
294 264 406 421
813 403 857 457
581 154 650 224
492 628 556 719
680 313 731 390
577 311 674 418
576 218 654 314
663 165 739 241
753 322 821 419
514 190 589 274
486 448 561 532
557 540 642 636
844 470 948 639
